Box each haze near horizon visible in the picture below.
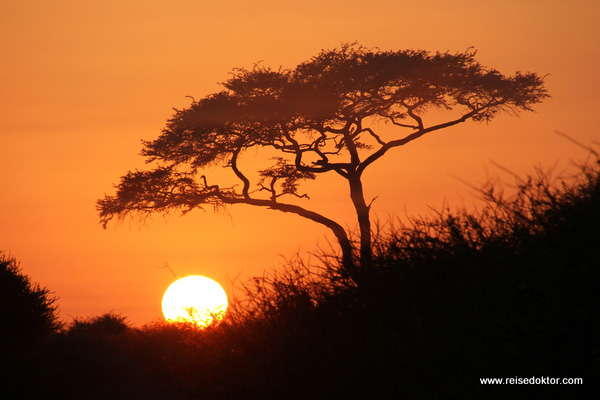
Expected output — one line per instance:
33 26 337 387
1 0 598 325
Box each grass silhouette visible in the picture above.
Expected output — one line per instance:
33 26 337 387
2 157 598 399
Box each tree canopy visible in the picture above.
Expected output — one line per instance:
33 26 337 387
98 44 547 273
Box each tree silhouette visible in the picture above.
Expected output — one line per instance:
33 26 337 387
98 44 547 272
0 253 60 342
0 253 61 398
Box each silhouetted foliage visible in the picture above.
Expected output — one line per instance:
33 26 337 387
0 253 61 399
67 312 129 336
0 254 61 342
98 43 548 273
10 156 597 399
216 158 599 399
51 313 156 400
61 158 596 399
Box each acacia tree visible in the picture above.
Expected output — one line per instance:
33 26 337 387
98 44 547 273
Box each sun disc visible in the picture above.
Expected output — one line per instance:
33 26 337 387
162 275 228 328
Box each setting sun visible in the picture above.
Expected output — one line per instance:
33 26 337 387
161 276 228 328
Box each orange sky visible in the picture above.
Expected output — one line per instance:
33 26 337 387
1 0 599 326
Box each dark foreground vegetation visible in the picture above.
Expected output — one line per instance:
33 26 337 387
2 160 599 399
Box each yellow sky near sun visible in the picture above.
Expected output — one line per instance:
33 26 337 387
1 0 599 325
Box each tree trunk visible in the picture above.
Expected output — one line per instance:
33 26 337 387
348 173 372 266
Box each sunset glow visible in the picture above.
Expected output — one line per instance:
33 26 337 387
0 1 598 325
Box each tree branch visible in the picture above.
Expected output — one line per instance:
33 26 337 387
358 107 484 174
405 104 424 130
230 148 251 199
217 194 350 251
387 115 419 129
360 127 387 146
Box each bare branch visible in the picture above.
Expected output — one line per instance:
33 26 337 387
388 115 419 129
358 107 485 174
405 105 424 130
554 130 599 158
360 127 387 146
230 148 251 199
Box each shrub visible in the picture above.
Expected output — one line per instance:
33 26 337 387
0 254 61 398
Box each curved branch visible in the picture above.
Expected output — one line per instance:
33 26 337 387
358 107 483 174
360 127 387 146
230 148 251 199
219 194 353 267
388 116 419 129
405 105 424 130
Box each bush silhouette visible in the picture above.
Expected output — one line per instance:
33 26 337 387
53 313 168 400
0 253 60 342
0 254 61 399
204 159 600 398
5 158 598 399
